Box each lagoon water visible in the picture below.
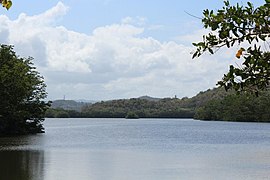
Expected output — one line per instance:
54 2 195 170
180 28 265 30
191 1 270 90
0 118 270 180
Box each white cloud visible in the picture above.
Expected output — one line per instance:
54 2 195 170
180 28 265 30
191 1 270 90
0 2 235 100
121 16 147 26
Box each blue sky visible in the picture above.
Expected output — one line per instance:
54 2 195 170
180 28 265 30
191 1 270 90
8 0 264 40
0 0 266 100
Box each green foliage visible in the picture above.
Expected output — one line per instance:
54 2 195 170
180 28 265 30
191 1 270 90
45 88 231 119
81 98 195 118
0 45 50 135
179 88 231 108
125 111 139 119
51 100 86 112
194 91 270 122
0 0 12 10
46 97 195 118
45 108 82 118
193 0 270 94
46 87 270 122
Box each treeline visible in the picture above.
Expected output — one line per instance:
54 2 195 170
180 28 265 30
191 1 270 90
46 98 195 118
45 108 82 118
194 91 270 122
45 88 270 122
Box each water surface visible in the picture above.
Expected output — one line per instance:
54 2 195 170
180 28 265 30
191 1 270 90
0 118 270 180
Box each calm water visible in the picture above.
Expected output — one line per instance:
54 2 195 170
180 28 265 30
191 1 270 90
0 118 270 180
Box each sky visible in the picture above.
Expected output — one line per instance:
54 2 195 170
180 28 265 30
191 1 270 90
0 0 265 101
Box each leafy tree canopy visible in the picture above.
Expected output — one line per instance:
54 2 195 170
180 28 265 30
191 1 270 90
193 0 270 95
194 91 270 122
0 45 50 135
0 0 12 10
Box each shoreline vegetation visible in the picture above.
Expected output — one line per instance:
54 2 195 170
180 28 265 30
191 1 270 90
0 45 49 135
46 87 270 122
125 112 140 119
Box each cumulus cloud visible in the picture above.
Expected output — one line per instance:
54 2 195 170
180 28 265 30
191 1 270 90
0 2 235 100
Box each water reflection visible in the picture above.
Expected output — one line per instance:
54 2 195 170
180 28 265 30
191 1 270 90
0 119 270 180
0 134 45 150
0 150 45 180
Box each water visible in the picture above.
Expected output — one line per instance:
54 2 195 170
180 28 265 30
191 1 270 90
0 118 270 180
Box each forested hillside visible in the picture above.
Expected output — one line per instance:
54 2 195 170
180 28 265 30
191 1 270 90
45 88 228 118
81 98 194 118
46 88 270 122
51 100 88 112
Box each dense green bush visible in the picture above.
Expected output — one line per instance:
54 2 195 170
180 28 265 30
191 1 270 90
0 45 49 135
195 91 270 122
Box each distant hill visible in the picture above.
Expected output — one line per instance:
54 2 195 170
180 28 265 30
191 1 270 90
75 99 97 104
51 100 90 112
138 96 161 102
177 87 231 108
46 88 270 122
81 97 194 118
47 88 228 118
